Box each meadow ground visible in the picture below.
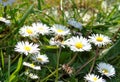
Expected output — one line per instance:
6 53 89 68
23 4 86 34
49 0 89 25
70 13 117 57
0 0 120 82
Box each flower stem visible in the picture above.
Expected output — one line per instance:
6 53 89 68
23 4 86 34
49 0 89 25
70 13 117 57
41 68 61 82
8 55 10 82
89 47 99 73
55 46 62 81
75 56 95 75
67 52 78 65
3 6 7 18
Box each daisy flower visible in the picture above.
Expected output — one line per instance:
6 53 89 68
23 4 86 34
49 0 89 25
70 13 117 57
89 34 111 47
19 26 38 38
84 74 106 82
14 41 40 55
25 71 39 79
65 36 91 52
32 53 49 64
23 62 41 70
51 24 70 36
0 17 10 26
97 62 115 77
68 18 82 29
0 0 15 6
32 22 50 35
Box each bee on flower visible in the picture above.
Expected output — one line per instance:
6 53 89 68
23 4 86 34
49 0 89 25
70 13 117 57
49 35 66 47
97 62 115 78
14 41 40 55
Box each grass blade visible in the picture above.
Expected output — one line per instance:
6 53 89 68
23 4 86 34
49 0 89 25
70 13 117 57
0 50 4 69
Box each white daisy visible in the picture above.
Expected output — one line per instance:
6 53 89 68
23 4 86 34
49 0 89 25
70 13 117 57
32 53 49 64
14 41 40 55
25 71 39 79
0 17 10 26
23 62 41 70
51 24 70 36
68 18 82 29
19 26 38 38
0 0 15 6
89 34 111 47
65 36 91 52
97 62 115 77
84 74 106 82
32 22 50 35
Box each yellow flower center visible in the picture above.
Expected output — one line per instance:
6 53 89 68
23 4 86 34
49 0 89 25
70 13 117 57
26 29 33 34
30 63 35 67
2 0 8 2
0 17 3 19
102 68 108 74
93 77 98 81
39 27 44 31
75 42 83 49
57 29 63 33
96 37 103 42
24 46 31 51
37 58 43 62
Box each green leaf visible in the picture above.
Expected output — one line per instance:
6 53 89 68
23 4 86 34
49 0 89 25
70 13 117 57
14 5 34 34
37 0 44 10
101 37 120 60
9 55 23 82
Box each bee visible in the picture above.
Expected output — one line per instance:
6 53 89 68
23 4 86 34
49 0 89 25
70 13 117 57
54 35 64 42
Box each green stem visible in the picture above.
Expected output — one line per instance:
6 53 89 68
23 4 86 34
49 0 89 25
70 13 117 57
55 46 62 82
75 56 95 75
8 55 10 82
41 68 61 82
89 47 99 73
3 6 7 18
67 52 78 65
37 0 41 10
60 0 63 11
11 54 20 64
0 50 4 69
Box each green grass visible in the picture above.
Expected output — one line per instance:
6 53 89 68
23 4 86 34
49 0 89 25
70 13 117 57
0 0 120 82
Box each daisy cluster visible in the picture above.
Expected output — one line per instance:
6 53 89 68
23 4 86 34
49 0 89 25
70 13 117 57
14 22 51 79
14 20 114 80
